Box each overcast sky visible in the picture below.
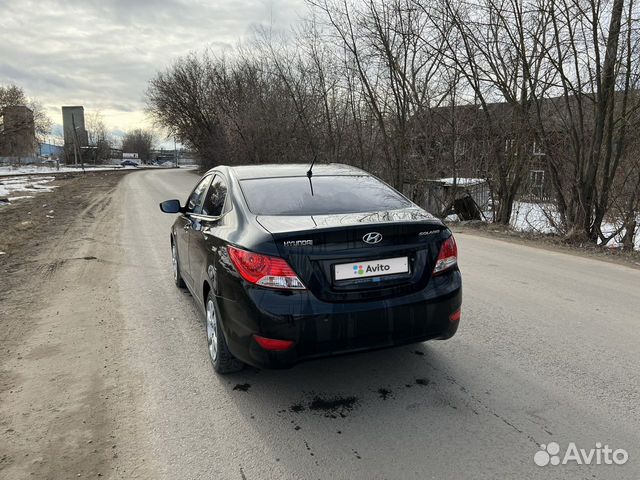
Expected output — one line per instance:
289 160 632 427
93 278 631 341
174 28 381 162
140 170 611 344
0 0 305 142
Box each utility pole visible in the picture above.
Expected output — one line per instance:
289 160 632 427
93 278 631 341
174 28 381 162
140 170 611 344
71 113 85 173
174 135 179 168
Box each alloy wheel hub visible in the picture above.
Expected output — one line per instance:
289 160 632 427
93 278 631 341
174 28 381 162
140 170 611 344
206 300 218 362
171 245 178 281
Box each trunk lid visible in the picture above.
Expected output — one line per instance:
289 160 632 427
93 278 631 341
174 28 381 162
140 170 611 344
256 208 449 302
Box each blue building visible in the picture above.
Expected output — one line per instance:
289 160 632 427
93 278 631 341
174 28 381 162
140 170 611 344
39 143 64 158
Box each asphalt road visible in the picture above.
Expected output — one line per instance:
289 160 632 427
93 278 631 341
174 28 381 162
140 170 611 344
3 168 640 479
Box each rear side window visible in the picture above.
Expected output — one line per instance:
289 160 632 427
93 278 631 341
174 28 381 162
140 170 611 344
203 175 228 217
187 175 212 213
239 175 411 215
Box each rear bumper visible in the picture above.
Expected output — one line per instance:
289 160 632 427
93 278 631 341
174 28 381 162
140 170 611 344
217 271 462 369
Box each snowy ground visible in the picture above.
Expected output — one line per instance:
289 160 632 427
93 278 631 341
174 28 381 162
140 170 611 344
0 164 190 177
510 201 560 234
438 177 485 186
0 165 133 177
0 165 196 205
0 176 57 203
447 201 639 251
510 201 640 251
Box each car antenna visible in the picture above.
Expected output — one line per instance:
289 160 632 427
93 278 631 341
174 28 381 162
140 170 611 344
307 153 317 196
307 153 317 179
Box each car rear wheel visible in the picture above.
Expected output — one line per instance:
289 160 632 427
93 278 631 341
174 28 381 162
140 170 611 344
171 240 186 288
206 291 244 374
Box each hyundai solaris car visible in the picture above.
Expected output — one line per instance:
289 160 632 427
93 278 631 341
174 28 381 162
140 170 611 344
160 164 461 373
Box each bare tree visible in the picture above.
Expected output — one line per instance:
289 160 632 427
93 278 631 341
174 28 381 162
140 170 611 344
309 0 450 192
0 84 26 110
122 128 155 163
0 84 52 155
145 0 639 249
147 53 231 169
415 0 557 224
530 0 640 243
86 111 113 163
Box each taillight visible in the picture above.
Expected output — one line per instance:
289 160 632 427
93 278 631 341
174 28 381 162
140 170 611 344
253 335 295 351
227 246 305 290
433 236 458 275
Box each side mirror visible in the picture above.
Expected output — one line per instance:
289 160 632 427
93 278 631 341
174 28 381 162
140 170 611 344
159 199 182 214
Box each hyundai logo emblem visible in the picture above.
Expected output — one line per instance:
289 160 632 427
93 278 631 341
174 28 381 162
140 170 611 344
363 232 383 244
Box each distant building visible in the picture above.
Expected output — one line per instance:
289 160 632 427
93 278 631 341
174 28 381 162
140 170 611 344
423 177 490 219
61 106 88 148
0 105 37 157
39 142 64 158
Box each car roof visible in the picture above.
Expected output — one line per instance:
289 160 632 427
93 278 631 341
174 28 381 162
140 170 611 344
223 163 368 180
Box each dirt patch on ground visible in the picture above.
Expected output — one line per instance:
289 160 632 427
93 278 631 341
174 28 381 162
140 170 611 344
0 171 128 278
450 221 640 270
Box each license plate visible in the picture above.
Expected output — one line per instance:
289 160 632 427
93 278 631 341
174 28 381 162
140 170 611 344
334 256 409 281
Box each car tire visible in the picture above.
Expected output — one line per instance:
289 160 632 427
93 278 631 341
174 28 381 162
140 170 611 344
171 239 186 288
205 291 244 374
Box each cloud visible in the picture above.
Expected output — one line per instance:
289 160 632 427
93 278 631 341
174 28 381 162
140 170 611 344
0 0 306 133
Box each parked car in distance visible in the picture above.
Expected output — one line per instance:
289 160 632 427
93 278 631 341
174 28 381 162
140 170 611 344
120 160 139 167
159 164 462 373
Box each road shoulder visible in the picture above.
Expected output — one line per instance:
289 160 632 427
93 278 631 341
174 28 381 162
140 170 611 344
0 171 152 479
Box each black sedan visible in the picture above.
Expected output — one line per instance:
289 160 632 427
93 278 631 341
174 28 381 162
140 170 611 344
160 164 461 373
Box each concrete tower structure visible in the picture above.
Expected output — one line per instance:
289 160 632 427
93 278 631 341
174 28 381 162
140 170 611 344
62 106 89 148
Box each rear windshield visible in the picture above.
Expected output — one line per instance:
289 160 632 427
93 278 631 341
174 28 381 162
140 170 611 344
239 175 411 215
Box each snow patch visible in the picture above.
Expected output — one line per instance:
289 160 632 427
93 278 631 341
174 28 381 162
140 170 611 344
509 201 639 251
510 202 559 234
7 195 34 201
0 176 57 203
437 177 486 186
0 165 121 176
